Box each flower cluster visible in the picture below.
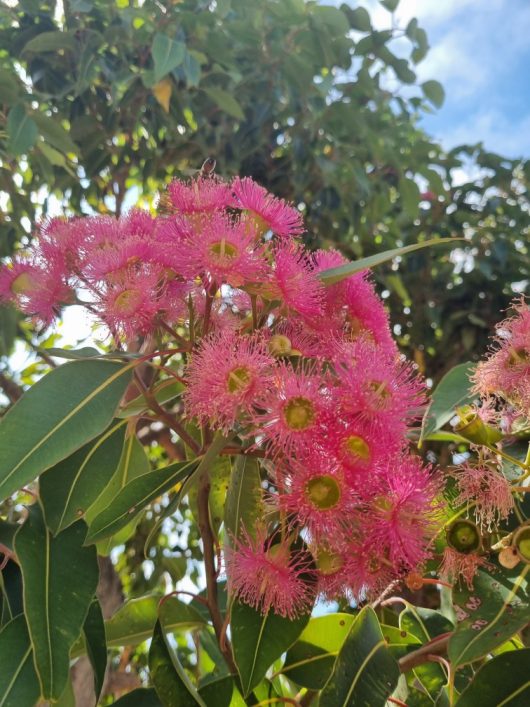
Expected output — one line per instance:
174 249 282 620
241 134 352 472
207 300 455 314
0 174 440 617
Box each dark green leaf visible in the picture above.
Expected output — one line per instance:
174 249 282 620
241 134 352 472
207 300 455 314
149 620 206 707
449 567 530 667
231 600 310 696
0 359 133 502
203 88 245 120
420 362 476 444
112 688 162 706
198 676 237 707
23 31 77 53
32 112 78 155
422 80 445 108
320 607 400 707
283 613 355 689
0 615 40 707
347 7 372 31
85 459 196 543
7 104 38 156
381 0 399 11
40 421 126 534
0 560 23 626
152 33 186 82
456 648 530 706
399 176 420 219
318 238 457 285
224 455 262 546
0 69 22 105
83 599 107 701
0 519 18 553
14 505 99 700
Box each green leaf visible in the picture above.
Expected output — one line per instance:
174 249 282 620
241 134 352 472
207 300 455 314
318 238 457 285
455 648 530 705
85 459 196 543
381 0 399 11
40 421 126 534
152 33 186 82
0 359 133 502
72 593 205 657
320 607 400 707
22 31 77 53
38 141 67 167
83 599 107 702
231 600 310 696
118 380 184 418
199 676 239 707
0 561 23 625
0 69 22 105
86 430 151 522
399 176 421 219
420 362 476 444
224 455 262 546
7 104 38 156
14 505 99 701
203 87 245 120
422 80 445 108
0 615 40 707
283 613 356 689
112 688 162 706
149 620 206 707
347 7 372 31
0 519 18 553
449 566 530 667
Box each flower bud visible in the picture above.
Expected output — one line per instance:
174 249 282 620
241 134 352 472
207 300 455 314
454 406 502 445
446 519 481 554
498 546 520 569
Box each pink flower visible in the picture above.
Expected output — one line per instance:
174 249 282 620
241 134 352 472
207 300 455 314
345 537 397 600
225 528 315 619
231 177 304 237
184 330 274 431
266 241 324 320
173 212 266 288
276 453 355 541
451 462 514 531
361 455 440 572
165 176 232 215
97 269 164 340
311 541 352 601
251 361 331 458
439 547 489 590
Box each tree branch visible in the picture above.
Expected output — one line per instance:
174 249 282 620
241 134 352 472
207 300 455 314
398 632 452 673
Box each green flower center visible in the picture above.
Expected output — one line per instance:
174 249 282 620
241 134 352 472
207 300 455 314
507 347 530 367
226 365 252 394
343 434 370 462
316 548 343 575
114 289 142 314
269 334 292 357
11 272 35 295
283 396 316 430
447 520 481 554
305 475 341 510
209 239 239 263
515 527 530 562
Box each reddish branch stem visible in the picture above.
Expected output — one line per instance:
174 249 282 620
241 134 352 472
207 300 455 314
398 632 452 673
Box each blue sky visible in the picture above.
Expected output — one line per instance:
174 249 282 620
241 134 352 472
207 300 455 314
361 0 530 158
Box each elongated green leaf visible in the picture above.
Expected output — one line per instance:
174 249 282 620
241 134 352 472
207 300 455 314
149 620 206 707
199 676 240 707
0 615 40 707
0 68 21 105
456 648 530 705
152 33 185 82
318 238 456 285
23 31 77 53
203 87 245 120
0 561 23 626
85 459 196 543
7 104 38 156
14 505 99 700
449 567 530 667
231 600 310 696
40 421 126 534
32 112 78 154
112 688 162 706
0 359 133 502
320 607 400 707
86 431 151 522
118 380 184 418
420 361 476 444
0 520 18 552
283 613 356 689
83 599 107 702
72 593 206 658
224 455 262 545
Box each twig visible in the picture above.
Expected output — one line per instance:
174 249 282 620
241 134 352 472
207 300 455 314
398 632 452 673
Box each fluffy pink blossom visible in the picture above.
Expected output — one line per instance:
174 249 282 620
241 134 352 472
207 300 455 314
231 177 304 237
266 241 324 320
226 528 315 619
361 455 440 571
451 462 514 531
173 212 266 288
439 547 489 590
166 177 232 215
184 330 274 431
251 361 331 458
